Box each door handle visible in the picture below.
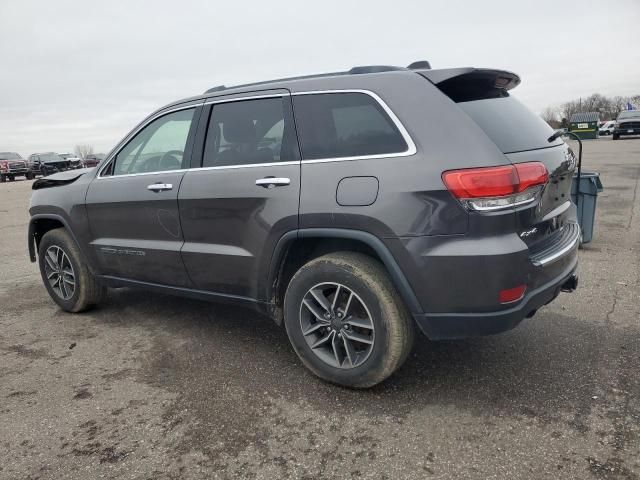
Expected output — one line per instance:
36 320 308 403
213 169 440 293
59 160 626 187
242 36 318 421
147 183 173 192
255 177 291 188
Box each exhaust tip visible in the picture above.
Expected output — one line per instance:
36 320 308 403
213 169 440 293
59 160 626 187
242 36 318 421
561 274 579 293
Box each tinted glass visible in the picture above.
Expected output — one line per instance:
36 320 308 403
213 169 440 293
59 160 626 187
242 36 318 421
457 95 561 153
293 93 407 160
203 97 297 167
112 108 194 176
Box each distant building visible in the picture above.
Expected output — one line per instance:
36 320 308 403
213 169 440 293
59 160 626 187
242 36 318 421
569 112 600 140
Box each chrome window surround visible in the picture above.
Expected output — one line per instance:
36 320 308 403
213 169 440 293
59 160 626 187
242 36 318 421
97 89 417 179
291 89 417 164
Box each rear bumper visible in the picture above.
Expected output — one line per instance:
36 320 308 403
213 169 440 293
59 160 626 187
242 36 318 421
414 257 578 340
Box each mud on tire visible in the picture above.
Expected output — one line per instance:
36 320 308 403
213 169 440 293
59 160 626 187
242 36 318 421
283 252 415 388
38 228 106 312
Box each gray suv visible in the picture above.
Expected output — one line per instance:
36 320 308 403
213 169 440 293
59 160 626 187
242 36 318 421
28 63 580 387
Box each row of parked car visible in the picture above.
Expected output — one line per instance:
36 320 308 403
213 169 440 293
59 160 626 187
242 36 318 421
0 152 104 182
599 110 640 138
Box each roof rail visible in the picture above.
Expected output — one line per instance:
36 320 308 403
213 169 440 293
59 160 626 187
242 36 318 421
205 85 226 93
408 60 431 70
348 65 406 74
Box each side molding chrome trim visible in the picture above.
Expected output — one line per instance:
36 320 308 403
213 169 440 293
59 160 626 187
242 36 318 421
97 88 418 180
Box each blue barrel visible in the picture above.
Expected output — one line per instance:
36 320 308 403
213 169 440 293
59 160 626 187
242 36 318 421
570 172 603 244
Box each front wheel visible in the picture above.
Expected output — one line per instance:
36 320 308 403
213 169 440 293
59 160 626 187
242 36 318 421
284 252 415 388
38 228 106 312
0 174 5 183
8 175 15 181
613 133 619 140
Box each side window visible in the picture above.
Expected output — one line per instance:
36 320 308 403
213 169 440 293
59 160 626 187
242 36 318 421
203 97 298 168
293 92 408 160
111 108 195 176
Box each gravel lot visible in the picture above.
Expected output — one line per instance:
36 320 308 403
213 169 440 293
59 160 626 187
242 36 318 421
1 138 639 480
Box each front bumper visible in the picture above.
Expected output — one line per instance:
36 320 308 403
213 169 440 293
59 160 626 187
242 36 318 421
615 127 640 136
413 258 578 339
1 168 28 175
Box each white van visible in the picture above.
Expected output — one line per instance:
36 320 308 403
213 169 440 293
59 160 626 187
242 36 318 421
599 120 616 136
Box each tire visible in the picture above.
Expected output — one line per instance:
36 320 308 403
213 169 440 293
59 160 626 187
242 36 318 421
38 228 106 312
26 172 34 180
613 133 619 140
0 175 5 183
283 252 415 388
8 175 15 181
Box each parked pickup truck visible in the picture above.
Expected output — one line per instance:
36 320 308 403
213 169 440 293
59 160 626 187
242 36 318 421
0 152 31 182
28 152 83 176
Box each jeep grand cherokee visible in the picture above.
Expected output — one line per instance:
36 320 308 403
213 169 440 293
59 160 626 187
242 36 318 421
28 63 580 387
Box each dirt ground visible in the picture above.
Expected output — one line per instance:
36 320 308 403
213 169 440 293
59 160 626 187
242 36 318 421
1 137 639 479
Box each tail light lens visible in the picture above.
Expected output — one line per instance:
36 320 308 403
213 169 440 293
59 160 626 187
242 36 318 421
442 162 548 211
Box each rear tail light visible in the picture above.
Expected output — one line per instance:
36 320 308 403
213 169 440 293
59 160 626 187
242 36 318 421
442 162 548 211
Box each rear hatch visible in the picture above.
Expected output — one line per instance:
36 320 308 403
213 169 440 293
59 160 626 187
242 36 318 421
420 68 577 250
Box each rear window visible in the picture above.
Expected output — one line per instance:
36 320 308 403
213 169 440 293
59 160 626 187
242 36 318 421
293 93 408 160
456 95 561 153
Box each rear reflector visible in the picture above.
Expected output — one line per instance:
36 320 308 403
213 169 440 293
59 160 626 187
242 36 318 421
499 285 527 304
442 162 548 211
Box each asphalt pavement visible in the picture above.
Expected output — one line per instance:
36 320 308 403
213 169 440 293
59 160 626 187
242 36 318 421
0 137 638 479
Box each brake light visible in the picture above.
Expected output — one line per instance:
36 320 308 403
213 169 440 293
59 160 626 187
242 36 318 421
442 162 548 211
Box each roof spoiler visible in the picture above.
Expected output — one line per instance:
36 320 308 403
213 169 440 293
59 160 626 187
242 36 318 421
417 68 521 103
419 67 520 90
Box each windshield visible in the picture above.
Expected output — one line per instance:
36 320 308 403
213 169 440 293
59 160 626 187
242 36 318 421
40 153 64 163
617 111 640 121
0 152 22 160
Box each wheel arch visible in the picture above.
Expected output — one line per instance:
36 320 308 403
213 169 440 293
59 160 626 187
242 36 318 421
265 228 423 325
28 214 82 263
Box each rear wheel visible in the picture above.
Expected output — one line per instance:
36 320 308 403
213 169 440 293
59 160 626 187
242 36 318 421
284 252 415 388
8 175 14 181
38 228 106 312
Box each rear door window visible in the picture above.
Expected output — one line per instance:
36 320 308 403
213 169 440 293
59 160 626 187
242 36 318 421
202 96 299 168
293 92 408 160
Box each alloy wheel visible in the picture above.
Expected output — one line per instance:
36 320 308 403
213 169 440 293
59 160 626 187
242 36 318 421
299 282 375 369
43 246 76 300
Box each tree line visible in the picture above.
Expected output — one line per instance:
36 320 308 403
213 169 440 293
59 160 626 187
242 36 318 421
541 93 640 128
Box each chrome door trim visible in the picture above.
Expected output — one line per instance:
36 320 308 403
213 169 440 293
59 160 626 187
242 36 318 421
255 177 291 188
147 183 173 191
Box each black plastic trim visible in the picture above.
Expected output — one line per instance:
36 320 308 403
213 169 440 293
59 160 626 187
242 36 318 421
98 275 266 308
28 214 81 263
415 258 578 340
266 228 423 315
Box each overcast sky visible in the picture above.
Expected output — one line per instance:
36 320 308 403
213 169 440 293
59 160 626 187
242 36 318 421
1 0 639 155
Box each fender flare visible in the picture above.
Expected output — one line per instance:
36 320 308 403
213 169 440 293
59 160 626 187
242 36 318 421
28 214 84 263
266 228 423 315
